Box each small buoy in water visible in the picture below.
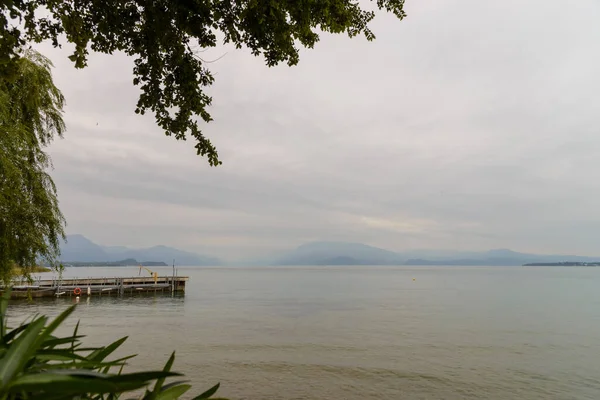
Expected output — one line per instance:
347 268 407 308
412 278 416 281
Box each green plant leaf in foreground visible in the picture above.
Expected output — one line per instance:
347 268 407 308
87 336 129 363
0 316 46 388
9 372 141 394
149 351 177 398
154 383 192 400
192 382 221 400
0 299 225 399
0 290 9 339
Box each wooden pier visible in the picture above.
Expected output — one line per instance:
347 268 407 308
5 276 188 299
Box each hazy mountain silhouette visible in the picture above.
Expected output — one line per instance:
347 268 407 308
271 242 600 266
60 236 600 266
60 234 220 266
59 234 107 262
275 241 404 265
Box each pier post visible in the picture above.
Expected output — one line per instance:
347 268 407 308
171 259 175 293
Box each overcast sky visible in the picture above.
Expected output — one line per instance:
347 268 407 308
39 0 600 260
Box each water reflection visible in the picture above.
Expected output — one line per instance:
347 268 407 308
7 292 185 322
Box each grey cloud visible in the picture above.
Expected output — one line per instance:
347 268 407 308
39 0 600 260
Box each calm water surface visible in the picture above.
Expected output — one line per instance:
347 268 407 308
8 266 600 399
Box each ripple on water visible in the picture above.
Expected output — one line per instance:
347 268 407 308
7 266 600 400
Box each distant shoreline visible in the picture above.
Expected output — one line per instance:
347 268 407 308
523 262 600 267
13 265 51 274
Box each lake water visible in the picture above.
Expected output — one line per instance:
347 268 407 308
8 266 600 399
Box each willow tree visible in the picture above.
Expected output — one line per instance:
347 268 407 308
1 0 406 166
0 50 65 283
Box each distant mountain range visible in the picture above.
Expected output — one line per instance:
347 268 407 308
59 234 220 266
276 242 402 265
59 235 599 267
268 241 600 266
64 258 168 267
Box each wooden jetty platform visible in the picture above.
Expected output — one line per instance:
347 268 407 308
5 276 188 299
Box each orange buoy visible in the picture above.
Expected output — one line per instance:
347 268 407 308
73 287 82 296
